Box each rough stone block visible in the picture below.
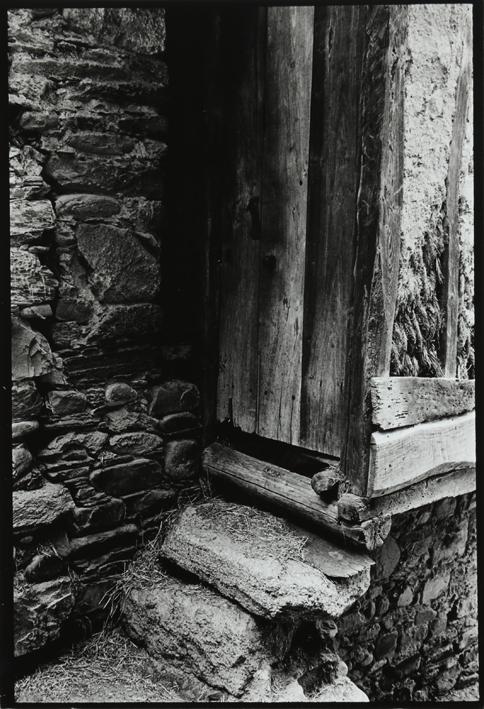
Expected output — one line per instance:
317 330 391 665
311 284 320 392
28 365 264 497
90 458 163 496
11 249 57 310
374 631 398 660
161 500 373 619
122 573 273 698
12 379 43 420
109 431 163 457
104 382 137 407
72 498 126 533
422 572 451 604
12 420 39 441
12 318 56 381
149 380 200 417
45 389 88 416
164 439 198 481
375 536 401 579
14 576 75 656
76 223 160 304
10 198 55 245
12 444 33 480
84 303 162 344
24 552 67 582
13 483 74 536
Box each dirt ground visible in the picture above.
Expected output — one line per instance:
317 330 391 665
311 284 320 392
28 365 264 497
15 628 183 704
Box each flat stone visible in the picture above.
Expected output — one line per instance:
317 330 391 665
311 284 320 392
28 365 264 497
69 524 138 559
109 431 163 457
14 576 75 656
164 440 198 481
149 380 200 417
46 389 88 416
55 193 121 220
84 303 162 344
158 412 198 434
90 458 164 496
12 421 39 441
161 500 373 619
123 489 175 517
13 483 74 536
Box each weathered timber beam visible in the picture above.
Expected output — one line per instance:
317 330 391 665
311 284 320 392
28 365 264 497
338 463 476 523
341 6 408 495
371 377 475 430
440 15 472 377
367 411 475 497
203 443 390 551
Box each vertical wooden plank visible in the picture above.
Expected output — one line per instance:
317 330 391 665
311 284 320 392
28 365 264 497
342 6 408 495
216 8 267 432
300 6 367 458
440 19 472 377
256 6 314 445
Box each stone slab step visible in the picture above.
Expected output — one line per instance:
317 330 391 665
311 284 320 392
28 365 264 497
122 568 368 702
160 499 373 619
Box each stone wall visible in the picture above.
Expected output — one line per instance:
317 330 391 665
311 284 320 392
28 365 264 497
336 492 478 702
10 8 201 656
391 3 474 377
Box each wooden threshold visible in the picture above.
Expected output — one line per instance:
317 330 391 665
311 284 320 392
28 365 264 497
203 442 391 552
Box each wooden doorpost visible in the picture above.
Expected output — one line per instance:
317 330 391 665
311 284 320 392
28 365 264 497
341 6 409 496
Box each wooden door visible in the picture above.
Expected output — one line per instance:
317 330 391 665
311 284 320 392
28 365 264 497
216 6 368 458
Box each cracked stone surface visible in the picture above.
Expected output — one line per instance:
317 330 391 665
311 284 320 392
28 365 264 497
161 500 373 619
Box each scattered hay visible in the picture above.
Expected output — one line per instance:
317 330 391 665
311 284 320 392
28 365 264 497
15 627 182 703
195 499 309 562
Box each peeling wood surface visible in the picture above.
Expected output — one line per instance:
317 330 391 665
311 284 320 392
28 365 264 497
367 411 475 497
203 443 390 551
371 377 475 429
338 463 476 523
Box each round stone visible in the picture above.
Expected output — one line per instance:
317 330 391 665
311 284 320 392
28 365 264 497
105 382 137 407
12 421 39 441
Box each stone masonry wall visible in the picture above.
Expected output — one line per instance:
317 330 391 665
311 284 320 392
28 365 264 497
336 492 478 702
10 8 201 657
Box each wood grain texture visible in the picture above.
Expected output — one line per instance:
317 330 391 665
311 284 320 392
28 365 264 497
256 6 314 444
216 8 267 433
338 463 476 523
300 5 367 458
440 19 472 377
367 411 475 497
203 443 390 551
371 377 475 429
341 6 409 494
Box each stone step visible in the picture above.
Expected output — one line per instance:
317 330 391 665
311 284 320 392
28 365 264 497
160 499 373 619
122 568 368 702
